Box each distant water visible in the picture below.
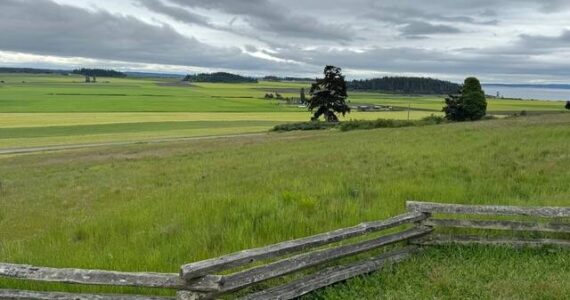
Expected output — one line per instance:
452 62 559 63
483 85 570 101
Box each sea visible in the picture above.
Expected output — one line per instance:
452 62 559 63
483 85 570 101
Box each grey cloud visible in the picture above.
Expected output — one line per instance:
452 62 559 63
365 5 498 26
244 45 258 52
400 22 462 38
166 0 356 41
2 0 570 83
0 0 270 70
264 44 570 81
519 30 570 49
135 0 210 26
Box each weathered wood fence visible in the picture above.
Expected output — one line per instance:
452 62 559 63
1 201 568 300
407 201 570 248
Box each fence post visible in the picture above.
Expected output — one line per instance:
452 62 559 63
407 201 433 245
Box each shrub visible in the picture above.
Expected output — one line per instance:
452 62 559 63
339 119 416 131
271 121 337 132
420 114 447 125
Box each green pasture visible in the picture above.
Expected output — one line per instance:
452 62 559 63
0 111 438 149
0 73 566 150
0 74 565 114
349 92 566 112
0 114 569 298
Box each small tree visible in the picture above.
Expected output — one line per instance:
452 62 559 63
308 66 350 122
443 77 487 121
300 88 307 104
565 101 570 110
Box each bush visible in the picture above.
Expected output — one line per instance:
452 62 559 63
271 121 337 132
273 115 454 133
339 119 416 131
443 77 487 121
420 114 447 125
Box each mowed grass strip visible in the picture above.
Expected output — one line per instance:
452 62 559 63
0 114 569 297
0 112 441 149
0 121 281 139
0 112 439 128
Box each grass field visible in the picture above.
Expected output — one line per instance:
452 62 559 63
1 113 569 298
0 74 567 150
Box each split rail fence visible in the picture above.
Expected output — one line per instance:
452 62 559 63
1 201 568 300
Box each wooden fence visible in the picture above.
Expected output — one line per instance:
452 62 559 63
1 201 568 300
407 201 570 248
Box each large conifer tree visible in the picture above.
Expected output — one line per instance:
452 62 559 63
308 66 350 122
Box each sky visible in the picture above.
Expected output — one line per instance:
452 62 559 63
1 0 570 83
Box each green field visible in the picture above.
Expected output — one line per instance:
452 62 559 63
0 74 566 150
1 113 569 298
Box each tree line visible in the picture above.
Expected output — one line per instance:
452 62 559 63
72 68 127 78
263 76 313 82
0 67 68 74
348 77 461 94
182 72 258 83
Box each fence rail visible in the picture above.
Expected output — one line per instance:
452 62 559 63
180 211 426 280
1 201 568 300
406 201 570 218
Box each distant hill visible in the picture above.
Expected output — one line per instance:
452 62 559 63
348 77 461 94
0 67 68 74
183 72 258 83
72 68 127 78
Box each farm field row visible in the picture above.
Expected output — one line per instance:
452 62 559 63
0 111 438 149
1 114 569 298
0 111 438 128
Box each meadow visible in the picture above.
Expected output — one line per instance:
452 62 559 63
0 73 566 150
0 113 569 299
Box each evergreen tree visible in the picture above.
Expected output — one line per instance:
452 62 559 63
462 77 487 120
566 101 570 110
308 66 350 122
300 88 306 104
443 77 487 121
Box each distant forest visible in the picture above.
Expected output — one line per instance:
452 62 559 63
72 68 127 78
263 76 313 82
0 67 67 74
183 72 258 83
348 77 461 94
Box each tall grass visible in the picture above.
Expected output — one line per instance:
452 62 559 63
0 114 569 297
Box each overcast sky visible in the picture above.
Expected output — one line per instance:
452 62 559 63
1 0 570 83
